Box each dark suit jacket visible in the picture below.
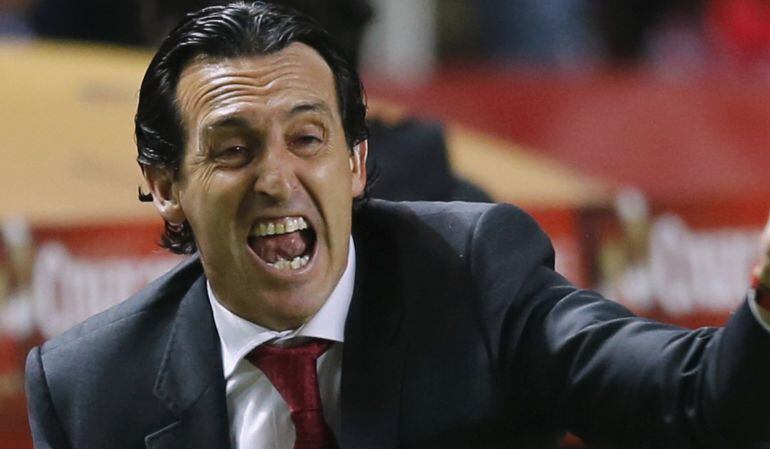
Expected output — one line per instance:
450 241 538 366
25 201 770 449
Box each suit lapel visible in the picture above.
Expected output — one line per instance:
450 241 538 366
146 276 231 449
340 207 410 449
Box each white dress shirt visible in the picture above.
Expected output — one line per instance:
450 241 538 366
208 238 356 449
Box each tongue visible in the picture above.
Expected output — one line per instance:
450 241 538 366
251 231 308 263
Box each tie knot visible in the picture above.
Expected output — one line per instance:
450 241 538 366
246 338 339 449
250 338 333 361
245 338 334 414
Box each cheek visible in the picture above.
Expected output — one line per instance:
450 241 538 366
311 155 354 204
180 168 250 227
297 153 353 219
316 159 355 231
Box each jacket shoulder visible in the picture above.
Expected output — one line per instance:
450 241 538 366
359 199 546 259
26 255 204 449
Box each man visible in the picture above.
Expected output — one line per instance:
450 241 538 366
25 2 770 449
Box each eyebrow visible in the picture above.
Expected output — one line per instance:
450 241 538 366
285 101 333 119
204 115 252 132
203 101 333 134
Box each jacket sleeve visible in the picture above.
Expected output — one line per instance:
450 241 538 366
25 346 70 449
470 203 770 449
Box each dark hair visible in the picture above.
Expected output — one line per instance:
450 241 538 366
135 1 368 254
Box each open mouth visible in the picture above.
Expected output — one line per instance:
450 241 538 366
247 216 317 271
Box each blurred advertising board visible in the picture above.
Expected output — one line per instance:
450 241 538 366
0 219 179 448
580 190 767 328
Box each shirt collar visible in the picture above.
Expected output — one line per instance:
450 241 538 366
208 237 356 379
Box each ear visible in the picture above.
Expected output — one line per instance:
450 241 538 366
142 165 186 225
350 140 368 197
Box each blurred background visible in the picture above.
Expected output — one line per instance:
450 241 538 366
2 0 770 447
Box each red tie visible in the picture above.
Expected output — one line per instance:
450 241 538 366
247 339 339 449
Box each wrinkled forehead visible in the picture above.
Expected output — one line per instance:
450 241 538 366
174 43 341 131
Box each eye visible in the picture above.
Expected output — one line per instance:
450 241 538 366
296 135 322 146
289 126 325 155
212 145 253 167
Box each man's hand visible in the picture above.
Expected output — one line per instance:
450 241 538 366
754 212 770 286
752 212 770 311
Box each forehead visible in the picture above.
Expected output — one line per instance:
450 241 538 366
175 43 339 129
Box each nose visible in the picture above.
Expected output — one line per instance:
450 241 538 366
252 144 295 204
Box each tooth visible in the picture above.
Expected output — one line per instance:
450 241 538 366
276 223 285 234
300 255 309 267
298 218 308 230
290 257 301 269
259 223 267 236
286 219 297 233
267 223 275 235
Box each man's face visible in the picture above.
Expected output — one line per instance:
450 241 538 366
149 43 366 330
